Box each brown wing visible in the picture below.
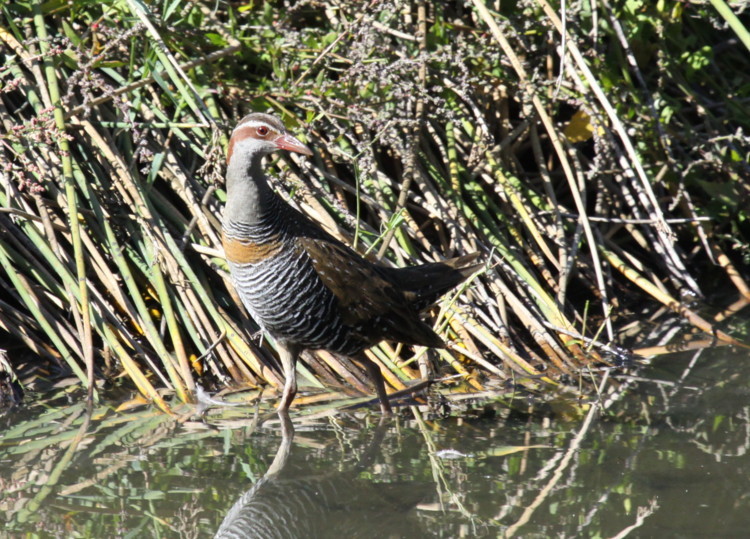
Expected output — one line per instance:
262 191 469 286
378 252 483 309
298 237 444 348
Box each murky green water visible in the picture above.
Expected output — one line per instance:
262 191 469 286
2 346 749 537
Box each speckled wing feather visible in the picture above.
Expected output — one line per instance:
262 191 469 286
378 253 483 309
298 237 445 348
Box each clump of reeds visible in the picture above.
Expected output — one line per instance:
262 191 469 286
1 0 748 412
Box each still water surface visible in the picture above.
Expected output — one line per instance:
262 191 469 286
1 346 749 537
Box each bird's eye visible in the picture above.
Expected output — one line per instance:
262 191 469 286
256 126 269 136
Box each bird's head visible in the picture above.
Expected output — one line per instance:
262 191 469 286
227 112 312 164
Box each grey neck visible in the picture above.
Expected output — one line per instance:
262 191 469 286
224 148 275 227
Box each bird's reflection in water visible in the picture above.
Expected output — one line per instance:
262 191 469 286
215 412 428 538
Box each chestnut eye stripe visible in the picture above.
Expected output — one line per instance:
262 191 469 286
227 123 278 162
233 121 278 136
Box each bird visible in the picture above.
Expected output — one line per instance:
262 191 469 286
222 111 482 414
215 416 429 538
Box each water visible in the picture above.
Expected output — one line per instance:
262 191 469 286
1 345 749 537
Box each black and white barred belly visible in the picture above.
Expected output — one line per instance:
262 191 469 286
225 224 364 355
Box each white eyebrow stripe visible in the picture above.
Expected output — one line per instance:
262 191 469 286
234 120 278 132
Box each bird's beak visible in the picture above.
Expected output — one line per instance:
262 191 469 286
275 134 313 156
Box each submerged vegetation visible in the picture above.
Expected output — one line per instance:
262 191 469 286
1 0 749 411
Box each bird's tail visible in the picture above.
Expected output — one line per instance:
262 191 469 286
381 252 484 309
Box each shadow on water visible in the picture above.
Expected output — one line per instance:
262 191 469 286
2 344 750 537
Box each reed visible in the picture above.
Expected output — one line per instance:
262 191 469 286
1 0 748 410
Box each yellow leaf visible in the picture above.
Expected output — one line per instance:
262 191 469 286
190 354 204 375
115 394 151 412
564 110 602 143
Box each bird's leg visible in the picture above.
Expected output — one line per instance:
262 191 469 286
277 343 300 413
267 411 294 476
356 352 392 415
